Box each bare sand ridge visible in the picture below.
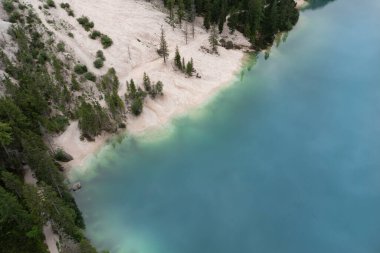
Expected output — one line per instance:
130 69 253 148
23 0 250 169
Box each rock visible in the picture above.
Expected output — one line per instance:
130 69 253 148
71 182 81 191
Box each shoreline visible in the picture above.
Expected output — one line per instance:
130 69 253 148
45 0 252 173
54 53 249 173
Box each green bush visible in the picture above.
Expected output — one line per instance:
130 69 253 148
46 0 56 8
67 9 74 16
89 30 101 39
44 115 69 133
77 16 94 31
60 3 70 8
84 72 96 82
68 32 74 38
131 97 143 116
57 41 65 52
9 11 21 23
2 0 14 13
93 58 104 69
100 35 113 49
74 64 87 75
96 50 105 61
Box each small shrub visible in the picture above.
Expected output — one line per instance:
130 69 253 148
74 64 88 74
226 40 234 49
84 72 96 82
67 9 74 16
68 32 74 38
100 35 113 49
3 0 15 13
38 51 49 64
89 30 101 40
9 11 21 23
77 16 94 31
60 3 70 8
46 0 56 8
57 41 65 52
93 58 104 69
96 50 105 61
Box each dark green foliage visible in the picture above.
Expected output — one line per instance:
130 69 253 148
140 73 164 99
2 0 15 13
93 58 104 68
209 25 218 53
177 0 185 27
143 72 152 92
174 46 182 70
100 34 113 48
89 30 101 39
186 58 194 76
0 5 99 252
125 79 146 116
74 64 88 74
131 96 143 116
57 41 65 52
84 72 96 82
96 50 106 61
43 115 69 133
61 3 75 17
79 239 98 253
158 27 169 62
77 16 94 31
71 74 81 91
167 0 299 49
0 186 48 253
77 101 110 138
46 0 56 8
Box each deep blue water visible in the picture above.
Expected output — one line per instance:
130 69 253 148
72 1 380 252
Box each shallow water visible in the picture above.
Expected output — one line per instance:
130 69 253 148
72 1 380 252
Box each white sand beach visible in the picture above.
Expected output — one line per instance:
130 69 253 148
24 0 250 169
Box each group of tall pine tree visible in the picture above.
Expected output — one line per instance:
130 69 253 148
163 0 299 49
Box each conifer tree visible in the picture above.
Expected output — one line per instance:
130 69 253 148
159 26 169 63
143 72 151 92
209 25 219 54
186 60 193 76
175 46 182 69
177 0 185 28
203 0 211 30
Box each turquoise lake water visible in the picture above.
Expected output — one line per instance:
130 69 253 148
72 1 380 252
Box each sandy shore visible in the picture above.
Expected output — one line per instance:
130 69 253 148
26 0 249 170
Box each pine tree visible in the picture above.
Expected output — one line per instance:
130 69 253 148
209 25 219 54
159 26 169 63
174 46 182 69
186 60 193 76
177 0 185 28
168 0 175 26
182 57 185 71
143 72 151 92
203 0 211 30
